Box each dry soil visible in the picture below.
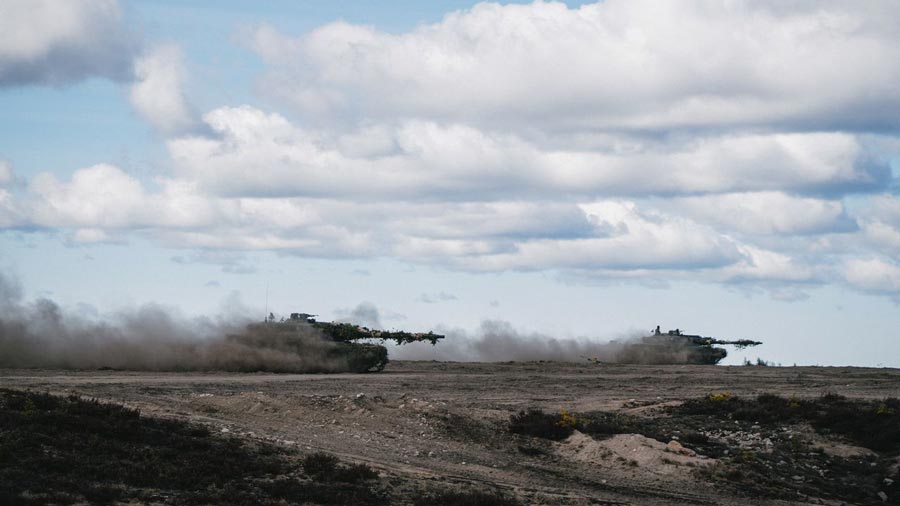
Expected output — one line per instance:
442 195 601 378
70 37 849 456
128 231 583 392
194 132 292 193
2 361 899 505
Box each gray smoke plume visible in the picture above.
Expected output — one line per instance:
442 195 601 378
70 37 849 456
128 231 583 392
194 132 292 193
0 274 348 372
390 320 701 364
334 301 382 329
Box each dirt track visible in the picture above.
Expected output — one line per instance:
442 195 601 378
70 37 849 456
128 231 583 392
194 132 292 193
3 361 899 505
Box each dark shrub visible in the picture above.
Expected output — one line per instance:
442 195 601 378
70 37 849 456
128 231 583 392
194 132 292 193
508 409 577 441
302 452 379 484
516 445 547 456
302 452 340 479
674 393 900 452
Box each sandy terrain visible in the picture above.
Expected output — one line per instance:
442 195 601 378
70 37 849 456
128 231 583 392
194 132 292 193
3 361 899 505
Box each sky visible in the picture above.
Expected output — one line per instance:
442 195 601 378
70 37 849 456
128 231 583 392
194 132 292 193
1 0 899 367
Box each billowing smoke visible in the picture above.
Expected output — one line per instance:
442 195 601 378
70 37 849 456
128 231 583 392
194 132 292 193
390 320 702 364
0 274 349 372
0 275 719 371
334 301 382 329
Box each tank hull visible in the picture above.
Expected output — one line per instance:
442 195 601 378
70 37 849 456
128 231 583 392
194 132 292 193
615 335 729 365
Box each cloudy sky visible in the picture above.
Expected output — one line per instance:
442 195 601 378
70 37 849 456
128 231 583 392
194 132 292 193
1 0 898 366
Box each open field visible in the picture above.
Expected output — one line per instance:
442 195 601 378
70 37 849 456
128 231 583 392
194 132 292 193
2 361 899 505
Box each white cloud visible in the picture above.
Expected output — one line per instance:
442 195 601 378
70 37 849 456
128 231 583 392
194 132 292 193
26 164 216 229
718 245 815 284
671 192 856 236
129 44 195 134
168 106 880 199
6 158 897 298
7 162 748 272
0 189 23 228
0 0 135 86
249 0 900 131
848 194 900 256
382 202 592 240
867 194 900 223
859 221 900 257
0 160 13 185
446 201 742 271
844 258 900 294
28 164 147 228
2 0 899 304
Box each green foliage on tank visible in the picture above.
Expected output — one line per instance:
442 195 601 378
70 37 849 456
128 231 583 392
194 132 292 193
311 321 444 345
309 320 442 372
630 327 762 365
264 313 443 373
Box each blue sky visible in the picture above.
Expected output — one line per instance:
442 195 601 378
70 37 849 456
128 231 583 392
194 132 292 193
1 0 899 366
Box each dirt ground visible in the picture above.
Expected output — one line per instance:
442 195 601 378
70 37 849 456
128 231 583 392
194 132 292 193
3 361 899 505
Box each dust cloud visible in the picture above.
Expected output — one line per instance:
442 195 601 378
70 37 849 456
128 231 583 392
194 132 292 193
0 277 711 371
390 320 700 364
0 274 348 372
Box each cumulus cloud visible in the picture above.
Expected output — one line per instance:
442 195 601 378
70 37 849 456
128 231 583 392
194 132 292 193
440 200 741 271
0 158 871 292
26 164 215 230
671 192 857 236
860 221 900 256
167 107 884 199
718 245 817 284
0 0 135 86
249 0 900 131
848 195 900 257
129 44 196 134
0 160 13 185
0 160 23 227
843 258 900 295
2 0 899 303
0 189 22 228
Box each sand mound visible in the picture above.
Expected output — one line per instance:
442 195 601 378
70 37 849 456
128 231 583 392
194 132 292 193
559 431 714 477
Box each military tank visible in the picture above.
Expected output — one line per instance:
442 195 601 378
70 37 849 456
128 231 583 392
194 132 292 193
612 326 762 365
282 312 443 372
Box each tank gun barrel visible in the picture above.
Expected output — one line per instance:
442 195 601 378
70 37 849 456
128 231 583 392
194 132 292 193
311 321 445 345
706 338 762 349
678 334 761 346
680 334 761 349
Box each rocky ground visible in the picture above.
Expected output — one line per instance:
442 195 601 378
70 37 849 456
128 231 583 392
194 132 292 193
2 361 899 505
